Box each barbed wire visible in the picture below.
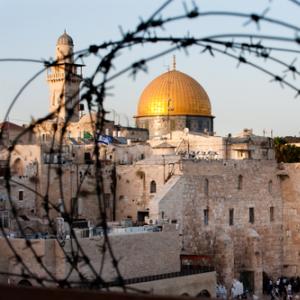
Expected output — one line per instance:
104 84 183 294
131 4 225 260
0 0 299 292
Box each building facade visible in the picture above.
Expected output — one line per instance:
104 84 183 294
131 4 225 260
1 32 300 297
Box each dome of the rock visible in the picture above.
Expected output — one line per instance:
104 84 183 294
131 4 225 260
136 70 212 118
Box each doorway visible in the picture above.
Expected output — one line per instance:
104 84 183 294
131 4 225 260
240 271 254 293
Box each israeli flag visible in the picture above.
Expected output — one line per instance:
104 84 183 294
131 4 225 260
98 135 113 145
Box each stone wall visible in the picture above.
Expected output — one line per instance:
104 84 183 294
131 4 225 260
116 156 181 222
158 159 284 295
127 271 216 297
280 163 300 276
65 231 181 282
0 231 181 286
37 161 114 225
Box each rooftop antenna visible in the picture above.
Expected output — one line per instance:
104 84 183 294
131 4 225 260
172 55 176 70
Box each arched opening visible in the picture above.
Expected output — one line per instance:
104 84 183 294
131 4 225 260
238 175 243 190
263 271 271 294
18 279 32 286
150 180 156 193
11 158 24 177
196 290 211 298
204 178 209 196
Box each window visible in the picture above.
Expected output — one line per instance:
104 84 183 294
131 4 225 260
12 158 24 177
249 207 254 224
204 178 209 196
18 190 24 201
270 206 274 222
84 152 92 164
0 211 9 228
71 197 78 217
204 209 209 225
150 180 157 193
238 175 243 190
268 180 273 194
229 209 234 226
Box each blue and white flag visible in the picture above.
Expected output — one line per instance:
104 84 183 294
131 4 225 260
98 135 113 145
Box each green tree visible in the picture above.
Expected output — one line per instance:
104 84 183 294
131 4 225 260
274 137 300 163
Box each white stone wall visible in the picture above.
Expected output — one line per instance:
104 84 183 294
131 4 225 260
158 159 284 294
116 155 181 221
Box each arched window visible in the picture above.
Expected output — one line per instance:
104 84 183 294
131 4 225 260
204 178 209 196
150 180 156 193
268 180 273 193
11 158 24 177
238 175 243 190
18 279 32 286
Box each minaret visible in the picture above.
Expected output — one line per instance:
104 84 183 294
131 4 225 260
47 31 83 122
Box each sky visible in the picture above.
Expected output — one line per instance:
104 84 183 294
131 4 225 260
0 0 300 137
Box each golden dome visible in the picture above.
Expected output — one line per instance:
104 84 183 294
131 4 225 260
136 69 212 117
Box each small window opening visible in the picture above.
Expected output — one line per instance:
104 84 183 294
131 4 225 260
270 206 274 222
150 180 157 193
204 209 209 225
229 208 234 226
204 178 209 196
249 207 254 224
84 152 92 164
238 175 243 190
18 190 24 201
71 197 78 218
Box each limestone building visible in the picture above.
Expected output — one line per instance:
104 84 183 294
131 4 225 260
2 32 300 297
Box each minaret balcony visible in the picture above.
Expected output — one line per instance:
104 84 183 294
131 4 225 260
47 72 82 82
47 72 65 81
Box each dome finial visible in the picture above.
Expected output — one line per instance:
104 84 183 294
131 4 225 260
172 55 176 70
